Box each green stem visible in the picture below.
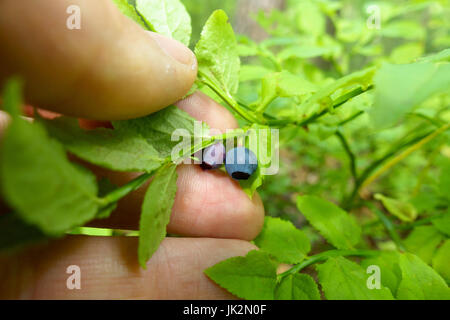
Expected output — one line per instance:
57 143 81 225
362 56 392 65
360 123 450 191
344 130 433 209
366 202 405 251
335 131 357 182
338 111 364 126
258 48 282 71
267 86 373 127
199 73 261 124
277 249 378 281
99 172 152 207
396 210 447 230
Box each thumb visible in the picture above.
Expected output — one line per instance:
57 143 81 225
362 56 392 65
0 0 197 120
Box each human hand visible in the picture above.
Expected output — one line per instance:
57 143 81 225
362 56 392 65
0 0 264 299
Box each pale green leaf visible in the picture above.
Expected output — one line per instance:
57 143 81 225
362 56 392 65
275 274 320 300
255 71 317 111
397 253 450 300
404 226 444 264
432 210 450 237
389 43 424 64
204 250 278 300
361 251 402 296
240 65 272 82
374 193 418 222
296 1 325 37
418 48 450 63
296 195 361 249
195 10 240 96
138 163 178 268
111 0 148 30
317 256 394 300
432 240 450 285
299 67 376 118
381 21 425 40
254 217 310 264
370 62 450 129
136 0 191 46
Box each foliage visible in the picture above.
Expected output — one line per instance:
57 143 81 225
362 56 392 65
1 0 450 300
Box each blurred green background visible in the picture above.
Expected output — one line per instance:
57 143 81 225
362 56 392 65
182 0 450 229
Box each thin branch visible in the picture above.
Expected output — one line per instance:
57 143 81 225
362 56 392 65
335 130 358 182
277 249 378 281
365 202 405 251
266 86 374 127
360 123 450 191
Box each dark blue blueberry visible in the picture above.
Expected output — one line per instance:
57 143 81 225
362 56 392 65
200 142 226 170
225 147 258 180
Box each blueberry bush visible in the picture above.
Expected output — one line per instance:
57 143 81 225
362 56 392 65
1 0 449 300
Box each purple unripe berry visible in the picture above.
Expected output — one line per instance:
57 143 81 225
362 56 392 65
225 147 258 180
200 142 226 170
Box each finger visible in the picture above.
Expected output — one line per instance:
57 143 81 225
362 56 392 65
0 236 257 299
88 92 264 241
0 0 197 120
0 93 265 241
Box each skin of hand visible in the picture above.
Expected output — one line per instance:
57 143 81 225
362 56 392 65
0 0 265 299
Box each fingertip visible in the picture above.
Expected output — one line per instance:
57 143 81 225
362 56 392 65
147 32 197 69
176 91 238 132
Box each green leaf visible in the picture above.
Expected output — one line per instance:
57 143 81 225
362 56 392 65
254 71 317 112
361 251 402 296
374 194 418 222
370 62 450 129
204 250 278 300
275 274 320 300
254 217 310 264
96 178 119 219
432 240 450 285
1 77 22 118
44 117 163 173
299 67 376 118
113 105 207 159
195 10 240 96
432 210 450 237
138 163 178 268
389 43 424 64
381 21 425 40
438 159 450 202
295 1 325 37
0 214 48 252
317 256 394 300
136 0 191 46
0 80 99 235
239 65 272 82
418 48 450 63
397 253 450 300
404 226 444 264
111 0 148 30
277 45 336 61
296 195 361 250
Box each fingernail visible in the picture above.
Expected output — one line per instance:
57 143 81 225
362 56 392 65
148 32 195 66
